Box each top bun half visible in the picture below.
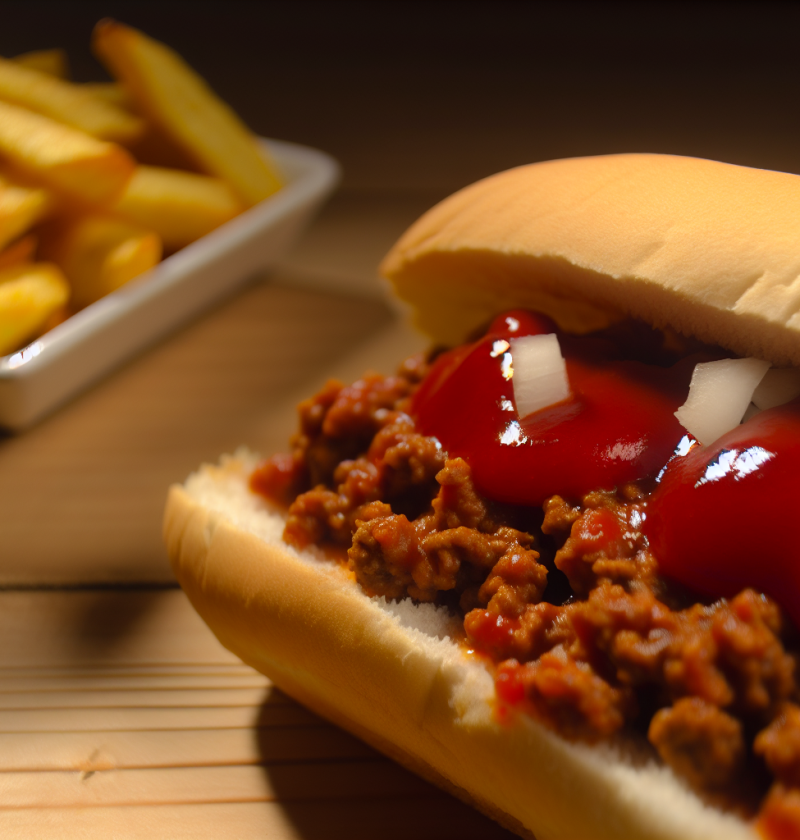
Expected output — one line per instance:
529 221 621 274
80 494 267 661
381 154 800 366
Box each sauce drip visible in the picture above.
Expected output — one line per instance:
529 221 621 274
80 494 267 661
412 310 695 505
645 399 800 627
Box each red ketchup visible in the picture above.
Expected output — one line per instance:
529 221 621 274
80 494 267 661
411 310 695 506
644 400 800 627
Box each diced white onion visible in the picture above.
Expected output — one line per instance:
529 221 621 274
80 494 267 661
752 367 800 410
741 402 762 423
675 357 770 446
511 333 571 419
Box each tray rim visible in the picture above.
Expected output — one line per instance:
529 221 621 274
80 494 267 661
0 138 340 429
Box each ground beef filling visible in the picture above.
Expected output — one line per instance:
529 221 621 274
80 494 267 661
250 356 800 825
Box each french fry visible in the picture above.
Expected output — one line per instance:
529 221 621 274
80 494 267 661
80 81 133 110
0 234 37 271
0 262 70 355
38 302 71 333
11 48 69 79
0 101 135 207
113 165 244 250
0 23 288 355
92 20 283 206
0 55 143 143
0 175 52 251
41 215 161 309
125 121 200 171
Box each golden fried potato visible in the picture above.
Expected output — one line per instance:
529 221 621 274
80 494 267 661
0 23 287 356
0 55 143 143
12 48 69 79
0 101 136 207
124 121 200 171
40 215 161 308
0 175 52 251
0 262 70 354
80 81 133 110
0 235 37 271
113 165 244 250
92 19 283 206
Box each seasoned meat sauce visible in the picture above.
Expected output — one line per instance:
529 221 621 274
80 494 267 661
250 319 800 834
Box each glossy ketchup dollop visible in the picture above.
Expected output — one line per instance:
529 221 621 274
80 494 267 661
411 310 697 506
644 399 800 627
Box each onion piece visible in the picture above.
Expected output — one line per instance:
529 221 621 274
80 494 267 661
675 358 770 446
752 367 800 410
741 402 762 423
511 333 571 419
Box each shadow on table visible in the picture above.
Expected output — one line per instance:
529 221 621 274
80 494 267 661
60 584 179 663
254 687 519 840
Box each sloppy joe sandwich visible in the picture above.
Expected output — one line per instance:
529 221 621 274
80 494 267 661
165 154 800 840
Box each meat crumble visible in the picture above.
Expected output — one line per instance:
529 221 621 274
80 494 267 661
249 352 800 832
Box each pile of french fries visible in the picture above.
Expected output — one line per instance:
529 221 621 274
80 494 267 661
0 20 284 356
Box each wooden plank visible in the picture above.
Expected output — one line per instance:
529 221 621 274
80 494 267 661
0 726 375 771
0 704 319 733
0 759 432 808
0 664 259 677
0 672 269 692
0 561 516 839
0 797 514 840
0 590 240 666
0 687 272 711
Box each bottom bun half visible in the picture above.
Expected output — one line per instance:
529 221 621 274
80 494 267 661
164 451 757 840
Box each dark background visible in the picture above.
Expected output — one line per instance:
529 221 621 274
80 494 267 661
2 0 799 196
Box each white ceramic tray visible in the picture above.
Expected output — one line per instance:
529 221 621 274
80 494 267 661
0 139 340 430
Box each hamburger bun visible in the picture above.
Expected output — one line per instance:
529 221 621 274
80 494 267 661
382 153 800 363
164 154 800 839
164 451 756 840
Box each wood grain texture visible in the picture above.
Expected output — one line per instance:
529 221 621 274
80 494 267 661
0 181 508 838
0 590 517 839
0 190 432 584
0 277 423 584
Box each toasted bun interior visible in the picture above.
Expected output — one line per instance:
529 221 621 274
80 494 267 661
381 154 800 365
164 452 757 840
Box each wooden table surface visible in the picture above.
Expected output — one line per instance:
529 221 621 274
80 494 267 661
0 192 520 838
0 192 433 585
2 4 799 836
0 588 514 839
